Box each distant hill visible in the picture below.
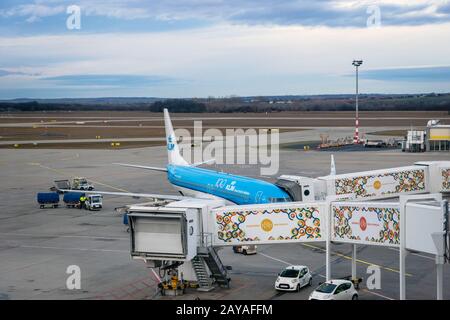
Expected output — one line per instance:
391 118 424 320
1 93 449 112
2 97 164 105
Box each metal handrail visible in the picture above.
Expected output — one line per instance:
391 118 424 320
198 232 214 248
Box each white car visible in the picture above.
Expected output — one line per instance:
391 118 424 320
309 279 358 300
275 265 312 292
232 245 257 255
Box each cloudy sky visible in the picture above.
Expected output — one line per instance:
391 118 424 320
0 0 450 99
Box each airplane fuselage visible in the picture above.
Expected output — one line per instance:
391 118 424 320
167 164 291 205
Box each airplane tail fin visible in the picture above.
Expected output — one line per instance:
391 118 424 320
164 108 189 166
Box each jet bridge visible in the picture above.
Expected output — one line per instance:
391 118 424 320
280 161 450 202
126 161 450 297
127 199 230 291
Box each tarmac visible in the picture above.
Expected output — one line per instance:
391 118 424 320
0 127 449 300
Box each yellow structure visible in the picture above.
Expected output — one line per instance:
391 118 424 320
427 123 450 152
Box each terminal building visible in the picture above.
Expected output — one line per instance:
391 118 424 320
403 130 426 152
426 120 450 152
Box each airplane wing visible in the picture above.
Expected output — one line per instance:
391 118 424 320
59 189 185 200
113 163 167 172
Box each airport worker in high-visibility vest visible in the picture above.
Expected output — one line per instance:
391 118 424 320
79 195 87 209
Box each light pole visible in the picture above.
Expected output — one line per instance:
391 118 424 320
352 60 363 144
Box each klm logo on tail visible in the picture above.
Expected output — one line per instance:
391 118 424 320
167 136 175 151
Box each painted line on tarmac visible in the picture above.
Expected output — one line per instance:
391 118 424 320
60 153 80 161
258 252 293 266
316 274 326 278
258 252 326 278
33 163 131 193
361 288 395 300
301 243 413 277
19 245 128 253
388 247 435 261
0 232 128 241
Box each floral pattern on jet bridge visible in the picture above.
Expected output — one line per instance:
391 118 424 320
333 206 400 245
334 169 426 198
442 169 450 191
216 207 321 242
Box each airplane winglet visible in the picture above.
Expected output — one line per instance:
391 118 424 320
330 154 336 176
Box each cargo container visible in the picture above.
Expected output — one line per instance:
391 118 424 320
37 192 60 209
63 192 84 208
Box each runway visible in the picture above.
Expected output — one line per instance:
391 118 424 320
0 126 404 146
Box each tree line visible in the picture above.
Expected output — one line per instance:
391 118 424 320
1 95 449 112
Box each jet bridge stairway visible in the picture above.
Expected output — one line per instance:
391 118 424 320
191 256 214 291
195 246 231 290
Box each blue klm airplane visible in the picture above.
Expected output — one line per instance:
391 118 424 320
69 109 299 205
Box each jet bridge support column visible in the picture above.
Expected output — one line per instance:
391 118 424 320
351 244 357 281
435 199 448 300
326 238 331 281
436 260 444 300
399 246 407 300
325 197 335 281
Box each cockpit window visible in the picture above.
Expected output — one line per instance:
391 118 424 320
275 179 301 201
269 197 290 203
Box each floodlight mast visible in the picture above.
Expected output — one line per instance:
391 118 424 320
352 60 363 144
